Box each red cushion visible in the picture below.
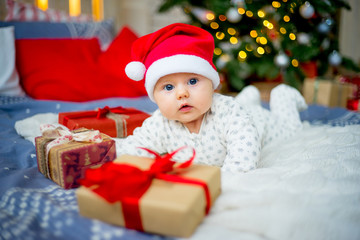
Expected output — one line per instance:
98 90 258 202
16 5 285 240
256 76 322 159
98 26 147 97
15 26 147 102
16 38 102 101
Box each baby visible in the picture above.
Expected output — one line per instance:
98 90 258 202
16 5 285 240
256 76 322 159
115 23 307 173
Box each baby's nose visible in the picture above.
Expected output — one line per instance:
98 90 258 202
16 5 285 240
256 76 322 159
176 86 189 100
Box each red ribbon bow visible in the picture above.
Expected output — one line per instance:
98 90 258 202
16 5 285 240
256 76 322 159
96 106 141 119
62 106 141 125
80 146 211 231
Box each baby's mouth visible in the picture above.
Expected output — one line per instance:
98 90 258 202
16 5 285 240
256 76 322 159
179 104 192 112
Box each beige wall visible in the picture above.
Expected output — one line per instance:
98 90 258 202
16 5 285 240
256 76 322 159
103 0 187 35
339 0 360 65
0 0 187 35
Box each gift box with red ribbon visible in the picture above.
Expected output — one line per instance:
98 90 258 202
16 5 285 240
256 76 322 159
76 147 221 237
35 124 116 189
337 75 360 99
58 106 151 138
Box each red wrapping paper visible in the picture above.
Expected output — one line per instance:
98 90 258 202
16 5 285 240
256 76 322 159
347 99 360 111
338 75 360 99
58 106 150 138
35 128 116 189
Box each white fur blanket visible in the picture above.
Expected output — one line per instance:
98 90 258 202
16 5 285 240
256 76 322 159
188 123 360 240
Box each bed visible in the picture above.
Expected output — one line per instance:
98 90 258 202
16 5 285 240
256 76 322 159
1 1 360 240
1 95 360 240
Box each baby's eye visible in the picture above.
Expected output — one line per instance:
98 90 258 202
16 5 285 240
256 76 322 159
164 84 174 91
188 78 198 85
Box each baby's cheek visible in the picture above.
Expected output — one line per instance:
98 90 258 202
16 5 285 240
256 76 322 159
199 97 212 113
157 104 175 120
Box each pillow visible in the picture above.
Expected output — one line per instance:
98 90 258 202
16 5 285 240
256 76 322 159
0 21 71 38
0 20 115 50
5 0 91 22
16 27 147 101
16 38 102 101
65 19 115 50
0 26 25 96
98 26 147 96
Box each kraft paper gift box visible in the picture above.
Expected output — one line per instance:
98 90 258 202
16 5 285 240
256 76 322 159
303 78 355 108
76 152 221 238
35 127 116 189
58 106 150 138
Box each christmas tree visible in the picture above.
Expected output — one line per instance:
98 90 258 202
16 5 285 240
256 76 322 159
158 0 360 91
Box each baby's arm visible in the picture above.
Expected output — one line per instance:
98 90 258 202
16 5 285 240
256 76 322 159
221 106 261 173
114 110 165 157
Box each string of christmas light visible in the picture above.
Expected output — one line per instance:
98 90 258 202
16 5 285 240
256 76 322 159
159 0 359 91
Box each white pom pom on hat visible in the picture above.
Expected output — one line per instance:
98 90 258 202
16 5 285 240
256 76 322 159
125 61 146 81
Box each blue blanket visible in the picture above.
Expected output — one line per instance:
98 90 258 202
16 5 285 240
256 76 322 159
0 95 359 240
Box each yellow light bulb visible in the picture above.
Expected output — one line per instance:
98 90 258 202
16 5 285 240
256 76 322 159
291 59 299 67
246 11 253 17
92 0 104 21
214 48 222 55
36 0 48 10
238 50 247 60
238 8 245 15
272 1 281 8
216 32 225 40
257 10 265 18
210 22 219 29
289 33 296 40
259 37 267 45
257 47 265 55
206 13 215 21
280 27 287 34
227 28 236 35
283 15 290 22
250 30 258 38
69 0 81 16
219 15 227 21
230 37 238 44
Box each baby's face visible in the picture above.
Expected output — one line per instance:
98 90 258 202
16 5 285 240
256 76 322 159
153 73 214 131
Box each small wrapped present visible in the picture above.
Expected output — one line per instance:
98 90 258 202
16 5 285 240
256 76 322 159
303 78 356 108
58 106 150 138
337 75 360 99
35 124 116 189
76 147 221 238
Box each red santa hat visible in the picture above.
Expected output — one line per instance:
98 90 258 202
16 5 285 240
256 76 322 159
125 23 220 102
